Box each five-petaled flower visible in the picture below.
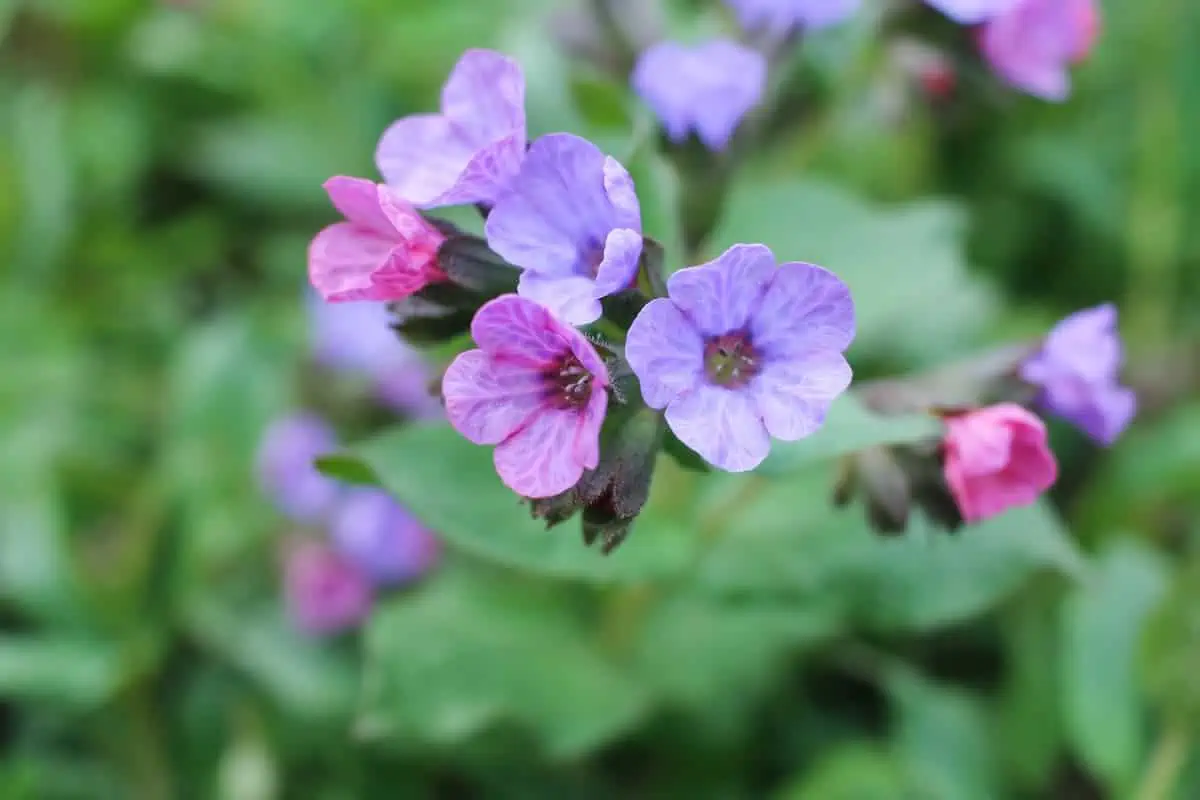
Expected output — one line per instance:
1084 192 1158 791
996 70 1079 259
485 134 643 326
308 177 446 303
625 244 855 472
330 489 440 587
725 0 860 33
980 0 1098 101
942 404 1058 523
376 49 526 208
441 295 610 498
1019 303 1135 445
632 39 767 152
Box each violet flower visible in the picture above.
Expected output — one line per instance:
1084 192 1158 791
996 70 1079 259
330 489 440 587
376 49 526 208
284 541 373 635
308 177 446 303
980 0 1099 102
485 134 642 325
256 413 342 523
1019 304 1135 445
632 39 767 152
625 244 855 472
924 0 1017 24
441 295 609 498
725 0 860 33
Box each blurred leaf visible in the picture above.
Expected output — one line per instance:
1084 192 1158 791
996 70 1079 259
698 470 1083 632
360 568 649 758
354 424 697 583
0 636 123 709
777 744 918 799
888 669 996 800
12 83 74 278
1142 561 1200 728
712 180 995 364
758 394 940 475
313 454 380 487
1063 540 1168 794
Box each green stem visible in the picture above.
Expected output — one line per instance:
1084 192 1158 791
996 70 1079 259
1134 723 1191 800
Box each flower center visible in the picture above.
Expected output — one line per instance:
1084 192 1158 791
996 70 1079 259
545 353 594 409
704 332 760 388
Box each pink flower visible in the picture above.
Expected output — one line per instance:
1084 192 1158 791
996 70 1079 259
980 0 1098 102
943 404 1058 523
441 295 609 498
308 176 446 303
283 541 373 635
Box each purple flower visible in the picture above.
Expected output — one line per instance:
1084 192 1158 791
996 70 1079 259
631 39 767 152
375 49 526 208
257 413 342 523
980 0 1099 101
484 134 642 326
284 541 373 635
441 295 609 498
330 489 440 587
308 293 443 419
626 244 855 472
308 177 447 303
1019 304 1135 445
725 0 860 32
924 0 1017 24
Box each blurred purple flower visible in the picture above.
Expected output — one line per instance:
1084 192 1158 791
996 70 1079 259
308 293 443 419
980 0 1098 101
626 244 855 472
631 39 767 151
284 541 373 635
256 413 342 523
308 177 446 303
725 0 860 33
924 0 1017 24
1020 304 1135 445
441 295 609 498
376 49 526 208
330 489 440 587
485 134 642 325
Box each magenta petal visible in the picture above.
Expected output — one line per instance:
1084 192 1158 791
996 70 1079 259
574 389 608 471
442 350 544 445
469 295 572 365
751 351 852 441
324 177 395 237
592 228 643 297
667 244 775 336
625 298 705 409
309 223 419 302
666 384 770 472
517 273 604 326
493 408 591 498
752 261 856 358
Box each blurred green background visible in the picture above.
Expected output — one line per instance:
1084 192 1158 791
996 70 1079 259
3 0 1200 797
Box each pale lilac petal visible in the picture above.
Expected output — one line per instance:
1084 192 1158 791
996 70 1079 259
592 228 644 297
602 156 641 231
375 115 480 206
752 261 856 358
980 0 1096 102
493 408 591 498
324 177 396 237
666 244 775 336
442 350 544 445
925 0 1018 23
257 413 342 523
750 351 852 440
517 273 604 327
469 295 572 366
574 389 609 471
440 49 526 141
625 298 705 409
330 489 439 586
726 0 860 32
666 384 770 472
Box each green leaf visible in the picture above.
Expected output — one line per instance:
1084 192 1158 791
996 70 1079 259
1063 541 1169 794
313 454 380 487
0 636 124 709
359 569 649 758
758 394 941 475
1143 561 1200 727
712 181 995 363
354 424 698 583
697 469 1083 632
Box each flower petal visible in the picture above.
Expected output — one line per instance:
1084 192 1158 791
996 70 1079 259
375 114 480 206
752 261 856 359
440 48 526 140
323 177 395 237
517 273 604 327
308 223 428 302
469 294 571 365
665 384 770 472
494 408 590 498
626 298 705 409
441 349 544 445
592 227 643 297
602 156 641 232
750 351 852 441
667 243 775 336
574 387 609 471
